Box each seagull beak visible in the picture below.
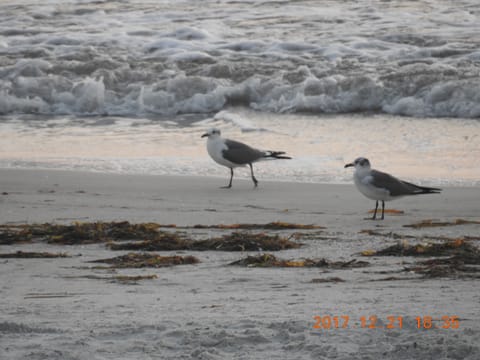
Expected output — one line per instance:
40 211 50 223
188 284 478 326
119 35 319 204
201 133 209 138
344 163 354 168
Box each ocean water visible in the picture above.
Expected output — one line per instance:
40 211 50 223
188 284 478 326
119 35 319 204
0 0 479 185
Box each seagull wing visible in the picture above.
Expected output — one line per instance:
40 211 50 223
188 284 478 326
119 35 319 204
222 139 265 165
370 169 420 196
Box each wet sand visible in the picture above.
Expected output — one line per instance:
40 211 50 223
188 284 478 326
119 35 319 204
1 169 479 359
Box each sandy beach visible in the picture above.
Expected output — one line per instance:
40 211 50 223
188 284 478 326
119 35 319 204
0 168 479 359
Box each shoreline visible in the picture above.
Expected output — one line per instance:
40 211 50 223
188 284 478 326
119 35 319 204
1 168 479 227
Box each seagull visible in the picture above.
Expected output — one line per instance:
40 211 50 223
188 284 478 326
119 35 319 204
201 128 291 188
344 157 441 220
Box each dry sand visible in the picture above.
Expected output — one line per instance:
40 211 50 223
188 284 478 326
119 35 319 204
1 169 479 359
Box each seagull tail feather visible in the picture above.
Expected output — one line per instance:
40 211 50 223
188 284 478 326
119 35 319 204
263 151 292 160
403 180 442 194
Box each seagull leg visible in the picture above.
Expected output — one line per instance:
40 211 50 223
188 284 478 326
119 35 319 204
249 163 258 187
221 168 233 188
380 200 385 220
371 200 379 220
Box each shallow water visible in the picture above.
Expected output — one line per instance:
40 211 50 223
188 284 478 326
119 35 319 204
1 109 479 186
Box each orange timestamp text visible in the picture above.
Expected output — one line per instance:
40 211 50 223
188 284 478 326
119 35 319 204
312 315 460 330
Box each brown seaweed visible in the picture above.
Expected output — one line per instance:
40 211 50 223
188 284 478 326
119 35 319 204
109 231 302 252
89 253 199 268
229 253 369 268
405 259 480 279
361 239 480 279
368 209 404 215
66 274 158 284
192 222 324 230
0 251 70 258
194 232 302 251
404 219 480 228
310 277 345 283
108 231 191 251
0 228 33 245
361 239 480 258
0 222 178 245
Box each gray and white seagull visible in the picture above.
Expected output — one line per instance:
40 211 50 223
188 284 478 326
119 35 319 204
201 128 291 188
344 157 441 220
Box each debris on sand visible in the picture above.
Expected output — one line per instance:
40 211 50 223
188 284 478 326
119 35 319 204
361 239 479 258
405 258 480 279
359 229 417 239
368 209 404 215
0 251 70 258
403 219 480 229
195 232 302 251
46 222 167 244
192 222 324 230
89 253 199 268
108 231 191 251
229 253 369 268
109 232 302 252
66 274 158 284
0 228 33 245
0 222 176 245
362 239 480 279
310 277 345 283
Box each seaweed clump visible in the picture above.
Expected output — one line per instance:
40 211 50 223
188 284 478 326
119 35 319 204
90 253 199 268
406 258 480 279
229 253 369 268
108 231 190 251
68 274 158 284
361 239 479 258
0 251 70 258
194 232 301 251
363 239 480 279
404 219 480 228
0 222 174 245
192 222 324 230
109 232 302 252
0 227 33 245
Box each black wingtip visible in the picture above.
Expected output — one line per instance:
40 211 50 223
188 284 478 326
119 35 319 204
266 151 292 160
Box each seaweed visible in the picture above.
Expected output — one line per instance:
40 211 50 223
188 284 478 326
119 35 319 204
361 239 480 258
192 222 324 230
359 229 417 239
361 239 480 279
108 231 191 251
193 232 301 251
89 253 199 268
0 222 315 248
404 219 480 229
109 232 302 252
229 253 369 268
66 274 158 284
310 277 345 283
0 251 70 258
368 209 404 215
0 222 178 245
0 228 33 245
405 258 480 279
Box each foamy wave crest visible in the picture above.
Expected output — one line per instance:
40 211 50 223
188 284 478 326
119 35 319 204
1 58 479 118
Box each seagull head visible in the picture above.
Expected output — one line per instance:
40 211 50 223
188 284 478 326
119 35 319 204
344 157 371 170
201 128 221 139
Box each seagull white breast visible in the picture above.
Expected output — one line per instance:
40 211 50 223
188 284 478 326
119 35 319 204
207 137 242 168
